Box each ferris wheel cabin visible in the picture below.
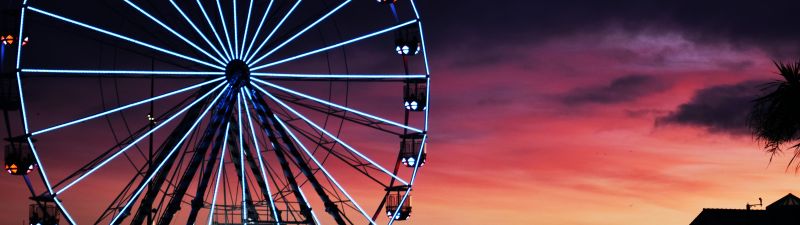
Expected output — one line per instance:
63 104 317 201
29 203 60 225
394 26 421 56
4 141 35 175
384 185 413 221
400 133 426 167
403 79 427 112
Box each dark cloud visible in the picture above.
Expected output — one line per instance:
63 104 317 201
657 80 769 135
419 0 800 58
562 75 669 105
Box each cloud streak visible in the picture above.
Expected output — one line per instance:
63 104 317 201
657 80 768 135
562 75 670 105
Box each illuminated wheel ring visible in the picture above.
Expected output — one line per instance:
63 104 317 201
14 0 430 224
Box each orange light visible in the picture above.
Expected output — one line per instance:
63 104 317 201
1 35 14 46
9 164 18 174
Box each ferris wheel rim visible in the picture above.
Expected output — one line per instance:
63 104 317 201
13 1 431 224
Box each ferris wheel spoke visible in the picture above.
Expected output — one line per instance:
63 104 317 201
252 78 423 133
248 0 350 67
125 0 227 67
243 90 282 223
26 6 225 71
215 0 236 60
54 81 227 196
250 19 417 71
251 72 427 81
233 0 240 60
111 83 230 225
236 93 249 222
273 114 377 225
208 122 231 225
277 94 403 135
20 68 224 78
170 0 230 62
196 0 233 61
239 0 255 58
31 77 224 136
242 0 275 61
253 85 409 185
245 0 301 64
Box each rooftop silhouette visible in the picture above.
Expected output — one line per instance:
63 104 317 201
691 193 800 225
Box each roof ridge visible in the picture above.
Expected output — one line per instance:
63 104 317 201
766 193 800 209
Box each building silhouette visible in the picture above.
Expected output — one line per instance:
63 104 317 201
690 193 800 225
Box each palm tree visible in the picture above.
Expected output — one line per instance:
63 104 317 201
749 60 800 168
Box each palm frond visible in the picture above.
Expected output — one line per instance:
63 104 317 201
748 60 800 166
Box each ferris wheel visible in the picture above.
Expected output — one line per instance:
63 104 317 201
6 0 430 224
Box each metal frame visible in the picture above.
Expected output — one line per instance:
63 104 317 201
11 0 430 224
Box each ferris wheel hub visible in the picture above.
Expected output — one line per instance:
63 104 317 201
225 59 250 90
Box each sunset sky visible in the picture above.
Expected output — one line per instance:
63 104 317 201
4 1 800 225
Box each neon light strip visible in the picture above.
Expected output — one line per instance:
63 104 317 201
245 0 301 64
242 0 275 61
240 0 254 58
417 21 431 130
252 78 422 133
418 21 431 78
251 72 426 80
125 0 226 66
272 113 377 225
242 87 281 224
16 8 29 132
22 69 224 76
16 4 75 224
208 122 231 225
233 0 239 60
111 84 229 225
15 4 25 69
197 0 232 61
170 0 229 62
27 6 225 70
216 0 235 60
250 83 409 185
409 0 421 19
55 81 227 195
251 19 417 71
32 77 225 136
53 196 76 225
248 0 351 67
237 93 248 222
